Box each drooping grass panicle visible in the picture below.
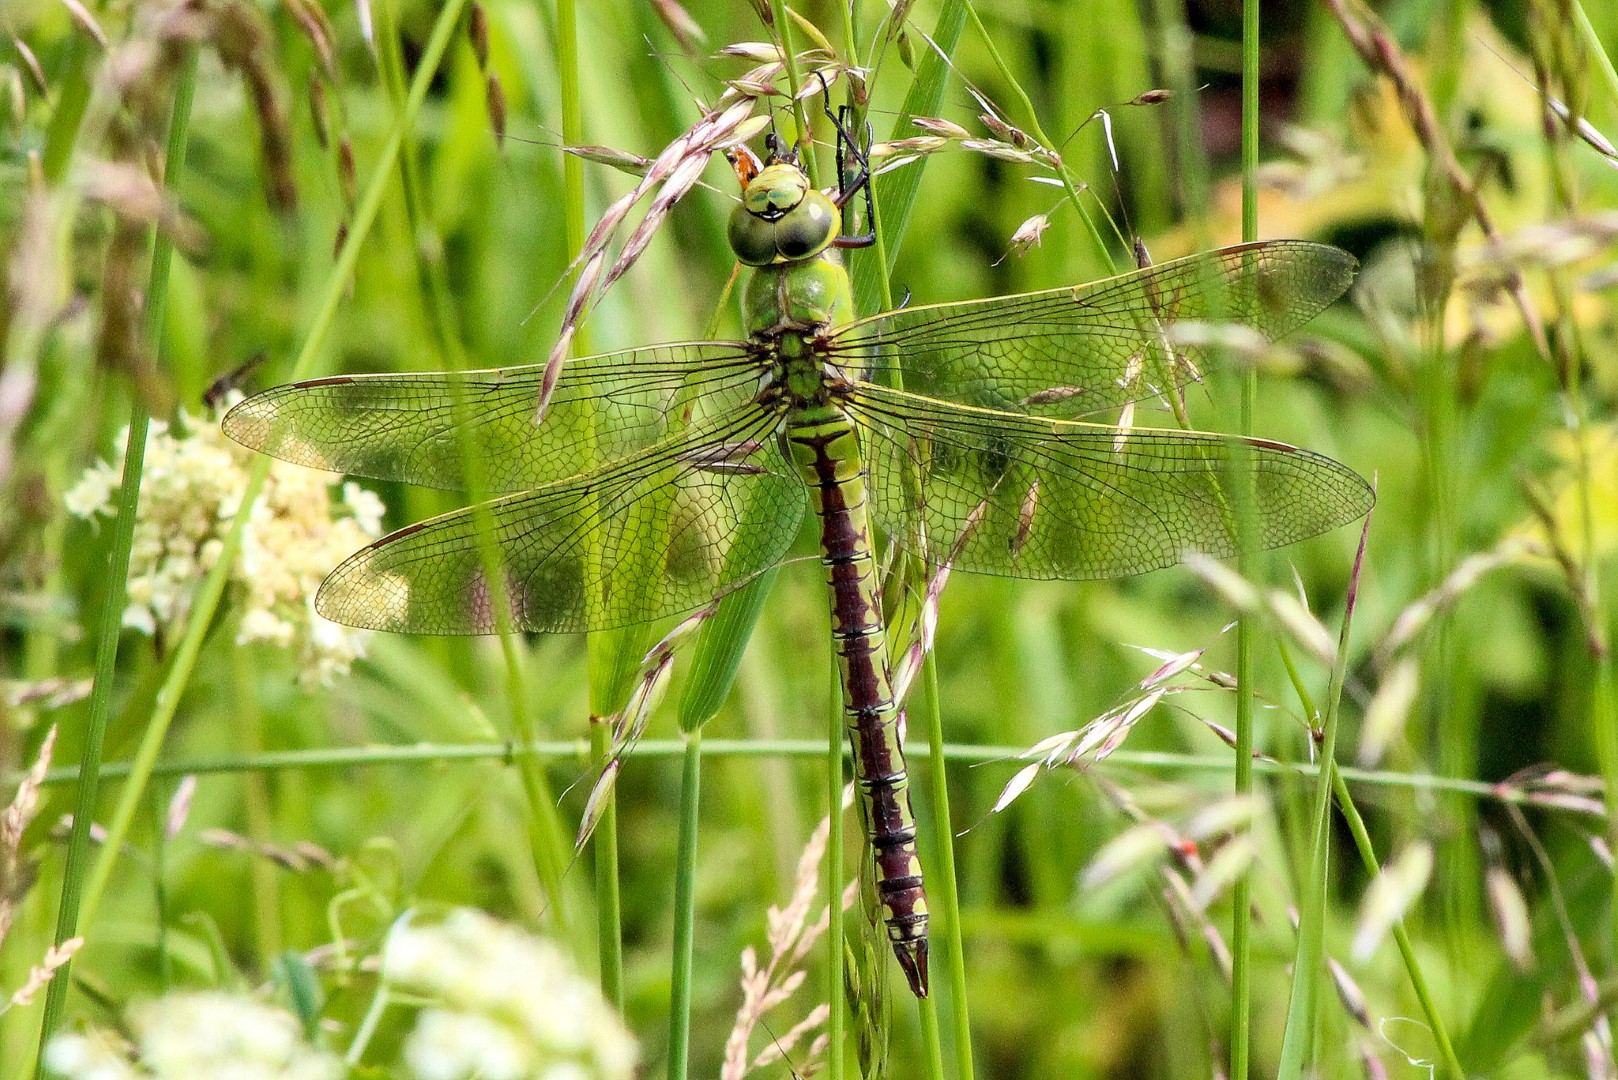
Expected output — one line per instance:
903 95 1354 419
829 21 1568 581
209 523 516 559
0 726 56 951
721 804 851 1080
538 35 856 421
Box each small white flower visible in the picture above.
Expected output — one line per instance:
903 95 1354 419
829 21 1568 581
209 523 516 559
45 993 341 1080
63 463 118 519
386 908 637 1080
343 482 385 536
405 1009 530 1080
42 1030 138 1080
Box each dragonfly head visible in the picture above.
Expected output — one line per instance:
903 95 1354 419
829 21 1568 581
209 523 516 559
728 160 838 267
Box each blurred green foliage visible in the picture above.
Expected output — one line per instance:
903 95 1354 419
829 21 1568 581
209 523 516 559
4 0 1618 1077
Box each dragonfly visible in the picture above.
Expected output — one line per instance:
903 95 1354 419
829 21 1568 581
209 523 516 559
224 137 1373 998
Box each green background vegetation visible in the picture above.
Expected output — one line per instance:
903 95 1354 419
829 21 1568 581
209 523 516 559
4 0 1618 1076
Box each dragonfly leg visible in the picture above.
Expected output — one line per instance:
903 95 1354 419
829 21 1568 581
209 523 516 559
819 87 877 247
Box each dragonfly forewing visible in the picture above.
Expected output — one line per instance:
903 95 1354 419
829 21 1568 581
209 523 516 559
314 409 805 634
849 384 1374 580
223 342 761 492
828 240 1357 421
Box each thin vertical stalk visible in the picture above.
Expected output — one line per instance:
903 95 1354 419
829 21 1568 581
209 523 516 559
40 36 93 186
849 0 966 312
34 45 199 1068
826 2 861 1069
1330 773 1465 1077
826 656 845 1079
1276 517 1371 1080
555 0 625 998
920 658 972 1079
766 0 814 171
1572 0 1618 100
854 87 958 1080
589 719 624 1004
373 0 571 936
67 0 471 951
1277 652 1462 1078
234 645 283 965
962 2 1110 268
1231 0 1260 1076
1531 2 1615 985
666 729 703 1080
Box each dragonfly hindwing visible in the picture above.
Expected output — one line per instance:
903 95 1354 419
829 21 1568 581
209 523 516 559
849 384 1374 580
315 410 806 634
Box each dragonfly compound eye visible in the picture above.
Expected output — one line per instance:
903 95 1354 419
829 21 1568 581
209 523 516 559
774 190 836 260
728 185 837 265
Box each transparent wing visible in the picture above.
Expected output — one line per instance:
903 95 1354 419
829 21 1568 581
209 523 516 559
223 342 761 492
848 384 1372 580
828 241 1356 419
315 408 805 634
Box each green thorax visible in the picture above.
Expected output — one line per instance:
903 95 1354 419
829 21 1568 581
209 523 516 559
741 255 854 337
727 157 857 409
742 255 854 408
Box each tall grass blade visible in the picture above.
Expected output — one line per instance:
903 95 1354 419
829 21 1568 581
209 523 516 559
1232 0 1261 1075
1276 505 1372 1079
34 43 199 1069
666 728 703 1080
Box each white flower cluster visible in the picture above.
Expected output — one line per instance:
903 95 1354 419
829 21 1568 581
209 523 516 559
65 411 384 685
384 908 637 1080
44 991 342 1080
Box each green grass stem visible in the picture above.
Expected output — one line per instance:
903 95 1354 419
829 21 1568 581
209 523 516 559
1277 647 1463 1077
34 43 199 1071
1232 0 1261 1075
33 741 1543 805
920 656 972 1079
666 728 703 1080
39 34 92 186
1276 516 1371 1079
848 0 966 312
1572 0 1618 101
372 0 573 939
826 658 845 1080
961 2 1109 269
553 0 630 1000
1330 772 1465 1076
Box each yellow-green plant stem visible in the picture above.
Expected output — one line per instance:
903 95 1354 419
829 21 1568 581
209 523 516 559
1572 0 1618 101
372 0 571 937
1330 771 1465 1077
1278 653 1463 1078
1276 521 1368 1080
767 0 814 171
849 0 966 310
34 44 199 1071
234 645 283 965
921 656 973 1079
666 728 702 1080
1231 0 1261 1075
552 0 626 999
40 35 92 185
66 0 470 954
853 81 960 1076
40 741 1545 806
826 660 845 1080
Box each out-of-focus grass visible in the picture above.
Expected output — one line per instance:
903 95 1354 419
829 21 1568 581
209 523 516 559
3 0 1618 1078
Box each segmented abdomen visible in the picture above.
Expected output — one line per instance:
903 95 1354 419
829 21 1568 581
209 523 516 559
784 411 930 997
